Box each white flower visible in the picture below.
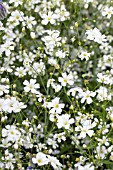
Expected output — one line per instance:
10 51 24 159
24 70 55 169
96 145 108 159
32 152 49 166
55 50 65 58
55 5 70 21
0 41 15 56
78 50 91 61
67 87 83 97
2 97 15 113
49 111 59 122
8 10 24 26
79 90 96 104
42 30 61 50
58 72 74 86
85 28 101 41
2 150 15 169
52 84 62 92
74 156 86 168
96 86 111 101
57 114 74 129
47 79 62 92
1 116 8 122
97 73 111 84
54 132 66 143
0 162 4 169
41 11 58 25
2 125 21 142
30 32 36 39
24 16 37 29
0 21 4 31
11 100 27 113
102 6 113 19
97 136 109 146
3 29 16 41
47 79 55 88
75 119 97 138
95 34 107 44
2 97 26 113
32 61 45 74
21 135 33 149
48 97 65 114
36 92 46 102
0 84 9 96
106 107 113 121
48 57 58 68
23 79 40 94
0 138 11 148
47 138 58 149
110 152 113 161
9 0 23 7
15 66 27 77
78 164 94 170
47 155 62 170
85 27 107 44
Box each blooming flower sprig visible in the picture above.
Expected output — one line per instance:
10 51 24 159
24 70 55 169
47 97 65 114
97 72 112 85
77 163 95 170
2 125 21 143
85 27 107 44
32 152 62 169
7 10 24 28
57 114 74 129
1 149 16 170
78 50 91 61
0 40 15 56
0 84 9 96
97 54 113 70
102 6 113 19
23 79 40 94
106 107 113 121
9 0 23 7
55 4 70 21
0 97 26 113
41 11 59 25
41 30 61 51
47 78 62 92
79 90 96 104
95 145 108 159
96 86 111 101
75 119 97 138
58 72 74 87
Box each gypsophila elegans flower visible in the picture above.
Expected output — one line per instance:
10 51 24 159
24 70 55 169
0 0 113 169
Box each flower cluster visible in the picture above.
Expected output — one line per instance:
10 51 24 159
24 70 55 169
0 0 113 169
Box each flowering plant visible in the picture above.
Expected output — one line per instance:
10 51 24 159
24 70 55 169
0 0 113 169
